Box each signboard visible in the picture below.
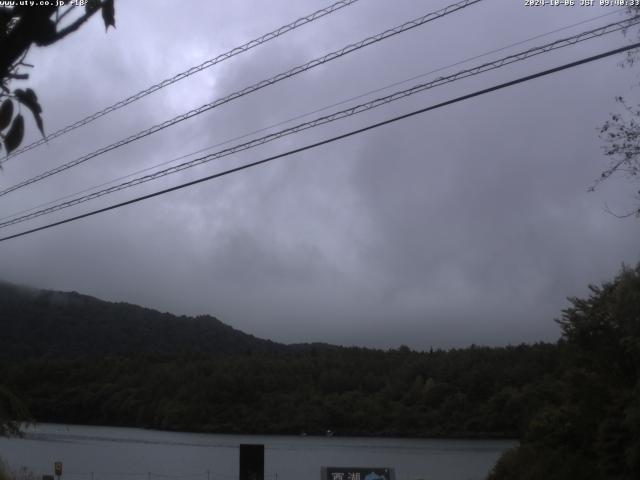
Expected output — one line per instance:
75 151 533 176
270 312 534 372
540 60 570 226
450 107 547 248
322 467 394 480
239 444 264 480
54 462 63 477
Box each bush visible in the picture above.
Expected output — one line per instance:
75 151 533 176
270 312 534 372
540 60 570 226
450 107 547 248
0 458 36 480
0 458 9 480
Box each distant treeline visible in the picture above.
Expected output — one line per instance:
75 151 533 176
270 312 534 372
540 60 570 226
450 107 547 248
0 343 559 438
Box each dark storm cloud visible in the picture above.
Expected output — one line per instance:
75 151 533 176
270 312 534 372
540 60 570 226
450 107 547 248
1 0 639 349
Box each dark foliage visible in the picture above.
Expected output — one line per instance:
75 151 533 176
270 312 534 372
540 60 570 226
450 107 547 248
0 281 285 359
0 1 115 155
0 385 30 436
488 264 640 480
0 345 560 438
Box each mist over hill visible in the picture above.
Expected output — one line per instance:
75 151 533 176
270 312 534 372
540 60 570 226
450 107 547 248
0 280 559 439
0 281 286 359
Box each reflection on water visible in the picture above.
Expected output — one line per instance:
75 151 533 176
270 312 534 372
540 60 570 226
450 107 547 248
0 424 516 480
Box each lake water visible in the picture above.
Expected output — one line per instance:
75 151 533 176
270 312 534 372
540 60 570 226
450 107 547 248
0 424 516 480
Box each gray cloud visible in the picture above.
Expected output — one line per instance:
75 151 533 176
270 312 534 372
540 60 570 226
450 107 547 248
1 0 639 349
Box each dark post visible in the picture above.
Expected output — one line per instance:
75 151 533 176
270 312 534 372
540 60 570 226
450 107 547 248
239 444 264 480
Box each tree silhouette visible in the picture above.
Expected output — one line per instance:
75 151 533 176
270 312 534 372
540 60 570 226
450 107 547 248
0 386 30 437
592 6 640 217
0 0 115 156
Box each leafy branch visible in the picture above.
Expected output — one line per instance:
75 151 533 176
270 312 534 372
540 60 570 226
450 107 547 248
0 0 115 157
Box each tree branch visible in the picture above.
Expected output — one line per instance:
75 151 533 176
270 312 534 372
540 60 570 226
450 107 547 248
9 46 30 72
56 5 76 25
603 202 638 218
39 2 104 46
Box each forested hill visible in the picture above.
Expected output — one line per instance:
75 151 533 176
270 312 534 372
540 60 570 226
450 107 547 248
0 279 563 439
0 281 285 359
2 264 639 478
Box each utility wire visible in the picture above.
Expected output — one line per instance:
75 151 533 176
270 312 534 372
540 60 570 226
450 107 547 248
1 0 360 163
1 16 637 230
0 0 482 198
1 41 638 244
0 9 623 225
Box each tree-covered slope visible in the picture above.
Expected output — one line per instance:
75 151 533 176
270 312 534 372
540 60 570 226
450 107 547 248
0 344 561 437
488 264 640 480
0 282 563 438
0 281 284 359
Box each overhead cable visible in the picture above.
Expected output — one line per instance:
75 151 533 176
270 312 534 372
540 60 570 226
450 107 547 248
1 41 638 244
0 0 482 197
0 9 622 225
1 0 361 163
1 16 638 229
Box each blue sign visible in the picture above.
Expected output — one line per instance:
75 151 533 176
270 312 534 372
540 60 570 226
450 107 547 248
323 467 394 480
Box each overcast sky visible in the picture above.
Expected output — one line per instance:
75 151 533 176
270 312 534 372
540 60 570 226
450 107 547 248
1 0 639 349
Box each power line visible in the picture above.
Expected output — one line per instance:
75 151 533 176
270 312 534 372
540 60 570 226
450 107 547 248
0 0 483 198
1 41 637 244
2 16 638 229
1 0 361 163
0 9 622 225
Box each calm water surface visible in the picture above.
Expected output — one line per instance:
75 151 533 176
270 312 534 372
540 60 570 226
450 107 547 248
0 424 516 480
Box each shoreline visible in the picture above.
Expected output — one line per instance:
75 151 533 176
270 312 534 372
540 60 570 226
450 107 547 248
16 421 520 443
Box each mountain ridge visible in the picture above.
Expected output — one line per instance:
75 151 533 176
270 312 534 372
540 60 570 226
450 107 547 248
0 280 289 359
